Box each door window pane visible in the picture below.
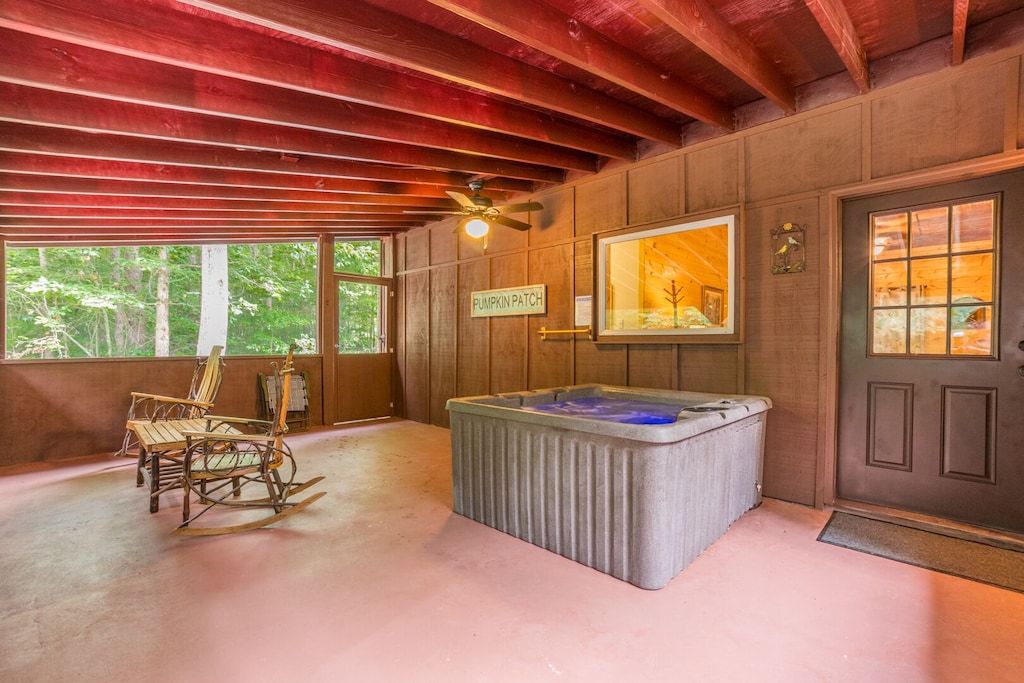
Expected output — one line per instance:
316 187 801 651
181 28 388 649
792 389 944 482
951 304 992 356
952 200 994 253
910 308 947 354
872 212 908 260
951 253 993 301
909 206 949 257
870 196 997 358
873 309 907 354
873 261 907 306
910 257 948 304
337 280 385 353
334 240 381 276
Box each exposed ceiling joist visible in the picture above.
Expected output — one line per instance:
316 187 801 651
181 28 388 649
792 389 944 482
2 217 421 228
175 0 684 144
952 0 972 66
0 174 460 205
0 122 534 192
0 0 1020 240
632 0 796 113
0 0 633 160
2 226 402 240
0 83 571 182
803 0 870 93
0 29 608 170
0 194 452 214
424 0 734 130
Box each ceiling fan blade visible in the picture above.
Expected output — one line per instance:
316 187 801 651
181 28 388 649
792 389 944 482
494 201 544 214
404 209 462 215
445 190 478 210
491 214 532 231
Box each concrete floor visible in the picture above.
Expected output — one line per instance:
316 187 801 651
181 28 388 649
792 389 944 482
2 419 1022 683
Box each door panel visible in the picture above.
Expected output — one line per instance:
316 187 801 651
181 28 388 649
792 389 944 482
866 382 912 470
334 277 393 423
838 170 1024 533
336 353 392 421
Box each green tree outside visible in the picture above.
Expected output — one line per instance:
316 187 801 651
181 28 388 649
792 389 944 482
5 241 331 359
335 240 384 354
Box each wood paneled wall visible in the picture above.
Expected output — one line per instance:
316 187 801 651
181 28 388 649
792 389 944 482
395 47 1024 506
0 356 323 467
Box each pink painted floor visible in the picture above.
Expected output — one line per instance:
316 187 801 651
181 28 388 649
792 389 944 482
2 419 1022 682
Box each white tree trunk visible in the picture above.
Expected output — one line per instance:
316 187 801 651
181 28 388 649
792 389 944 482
197 244 229 354
154 246 170 356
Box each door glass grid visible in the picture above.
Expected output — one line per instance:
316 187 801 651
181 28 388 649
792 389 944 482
870 197 996 357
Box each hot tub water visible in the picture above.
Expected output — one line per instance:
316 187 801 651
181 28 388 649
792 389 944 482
523 396 683 424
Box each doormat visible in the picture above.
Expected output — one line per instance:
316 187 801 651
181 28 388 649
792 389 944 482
817 512 1024 594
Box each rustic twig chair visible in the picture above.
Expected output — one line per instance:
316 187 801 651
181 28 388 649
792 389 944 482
175 346 324 535
121 345 225 494
120 345 225 458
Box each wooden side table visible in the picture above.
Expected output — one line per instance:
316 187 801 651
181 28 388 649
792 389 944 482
128 418 240 512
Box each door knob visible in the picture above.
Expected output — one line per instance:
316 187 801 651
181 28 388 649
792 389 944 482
1019 366 1024 378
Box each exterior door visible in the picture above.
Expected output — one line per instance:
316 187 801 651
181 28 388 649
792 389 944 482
838 170 1024 533
335 276 393 423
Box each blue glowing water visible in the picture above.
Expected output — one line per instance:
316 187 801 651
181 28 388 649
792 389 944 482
524 396 682 424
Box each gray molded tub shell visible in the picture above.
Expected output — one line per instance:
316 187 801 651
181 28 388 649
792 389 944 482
446 384 772 590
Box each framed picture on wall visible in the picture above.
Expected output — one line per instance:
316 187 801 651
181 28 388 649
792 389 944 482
703 286 723 325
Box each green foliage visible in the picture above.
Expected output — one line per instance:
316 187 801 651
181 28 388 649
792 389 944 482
226 242 319 356
337 281 381 353
334 240 385 354
334 240 380 276
4 241 343 359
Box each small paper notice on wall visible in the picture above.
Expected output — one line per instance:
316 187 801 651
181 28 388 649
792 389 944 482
575 296 592 326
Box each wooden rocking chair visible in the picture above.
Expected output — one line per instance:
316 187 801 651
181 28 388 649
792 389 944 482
175 346 324 535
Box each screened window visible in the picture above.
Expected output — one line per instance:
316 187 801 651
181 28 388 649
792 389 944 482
870 197 997 357
334 239 388 354
334 240 380 276
4 241 318 359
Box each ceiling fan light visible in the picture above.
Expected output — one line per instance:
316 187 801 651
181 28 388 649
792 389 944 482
465 217 489 238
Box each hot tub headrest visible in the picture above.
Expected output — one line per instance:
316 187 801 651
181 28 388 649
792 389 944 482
678 398 764 420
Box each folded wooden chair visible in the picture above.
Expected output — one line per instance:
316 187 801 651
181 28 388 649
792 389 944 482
175 346 324 535
259 368 311 432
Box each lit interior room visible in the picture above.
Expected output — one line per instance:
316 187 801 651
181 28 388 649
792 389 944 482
2 1 1024 681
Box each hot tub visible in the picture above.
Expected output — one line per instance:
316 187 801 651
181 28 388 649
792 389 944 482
446 384 771 589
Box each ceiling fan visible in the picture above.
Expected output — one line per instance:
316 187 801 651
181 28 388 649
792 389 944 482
413 180 543 237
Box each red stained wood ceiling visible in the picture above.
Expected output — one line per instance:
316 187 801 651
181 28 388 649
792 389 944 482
1 0 1022 239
